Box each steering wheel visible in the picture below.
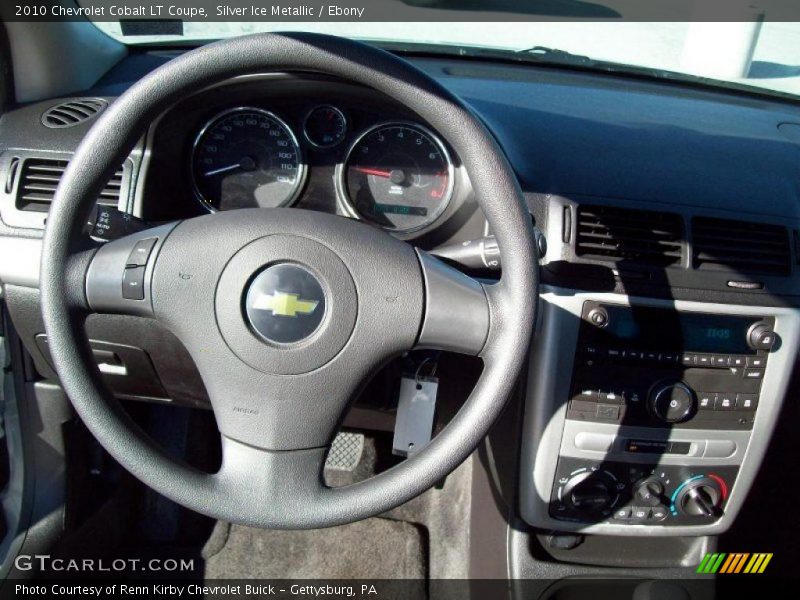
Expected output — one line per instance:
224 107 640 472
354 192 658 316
39 33 537 529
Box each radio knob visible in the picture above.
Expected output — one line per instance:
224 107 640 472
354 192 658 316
561 471 616 515
649 382 695 424
676 477 722 517
748 322 777 351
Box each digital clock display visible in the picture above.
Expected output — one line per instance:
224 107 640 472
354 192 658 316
594 305 757 354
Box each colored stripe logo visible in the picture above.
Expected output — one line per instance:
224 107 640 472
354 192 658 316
697 552 773 574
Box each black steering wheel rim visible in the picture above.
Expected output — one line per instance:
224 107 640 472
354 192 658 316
39 32 538 529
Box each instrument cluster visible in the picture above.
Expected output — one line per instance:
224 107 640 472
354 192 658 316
189 102 457 234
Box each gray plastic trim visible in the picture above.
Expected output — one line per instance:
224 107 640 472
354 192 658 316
520 286 800 536
0 238 41 288
415 249 489 355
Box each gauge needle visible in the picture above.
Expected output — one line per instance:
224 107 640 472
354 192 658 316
203 163 242 177
353 166 392 178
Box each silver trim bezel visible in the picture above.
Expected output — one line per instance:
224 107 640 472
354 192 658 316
190 106 307 214
334 120 455 234
519 287 800 536
302 104 348 149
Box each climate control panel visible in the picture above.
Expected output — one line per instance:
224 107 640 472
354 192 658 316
550 457 738 526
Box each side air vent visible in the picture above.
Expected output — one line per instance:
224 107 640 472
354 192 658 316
692 217 791 276
41 99 107 128
15 158 124 212
575 204 684 267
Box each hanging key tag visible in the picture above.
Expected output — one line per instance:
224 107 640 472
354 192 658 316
392 370 439 458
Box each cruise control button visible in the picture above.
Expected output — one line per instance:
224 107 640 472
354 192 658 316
122 266 146 300
126 238 158 267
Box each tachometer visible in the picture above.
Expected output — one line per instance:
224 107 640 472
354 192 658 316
338 122 453 233
191 107 305 212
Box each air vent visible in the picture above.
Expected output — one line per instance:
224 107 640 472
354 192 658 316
692 217 790 276
575 204 684 267
15 158 124 212
41 99 107 128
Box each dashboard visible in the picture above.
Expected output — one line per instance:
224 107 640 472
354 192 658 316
2 49 800 555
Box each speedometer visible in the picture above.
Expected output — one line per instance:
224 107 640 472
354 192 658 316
191 107 305 212
338 122 454 233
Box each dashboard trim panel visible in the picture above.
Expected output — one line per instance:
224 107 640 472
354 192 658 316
520 287 800 536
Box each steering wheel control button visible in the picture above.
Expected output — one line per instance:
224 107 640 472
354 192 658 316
245 264 326 344
126 238 158 267
122 266 146 300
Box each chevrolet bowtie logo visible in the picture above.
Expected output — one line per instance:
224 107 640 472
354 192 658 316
251 291 319 317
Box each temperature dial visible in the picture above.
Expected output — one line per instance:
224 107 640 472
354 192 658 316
674 476 725 518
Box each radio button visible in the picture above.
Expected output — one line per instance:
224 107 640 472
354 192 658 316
697 392 717 410
712 355 729 367
695 354 713 367
572 387 599 402
596 404 621 420
660 352 679 364
737 394 759 410
612 507 632 521
744 369 765 380
729 355 747 367
714 394 736 411
644 351 659 362
626 350 643 361
746 356 766 368
606 348 623 360
650 505 669 521
599 391 624 404
681 353 697 366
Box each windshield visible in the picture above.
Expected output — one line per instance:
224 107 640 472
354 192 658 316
89 10 800 100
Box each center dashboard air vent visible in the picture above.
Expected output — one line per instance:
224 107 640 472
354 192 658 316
575 204 685 267
15 157 124 212
41 99 107 128
692 216 791 276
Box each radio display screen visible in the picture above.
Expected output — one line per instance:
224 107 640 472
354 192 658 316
594 305 756 354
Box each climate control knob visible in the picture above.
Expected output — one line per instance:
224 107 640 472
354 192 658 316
649 381 695 424
675 477 723 517
561 470 617 514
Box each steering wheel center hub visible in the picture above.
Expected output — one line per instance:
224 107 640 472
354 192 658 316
215 234 357 375
245 263 327 344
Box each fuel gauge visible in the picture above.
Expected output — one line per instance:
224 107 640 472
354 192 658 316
303 105 347 149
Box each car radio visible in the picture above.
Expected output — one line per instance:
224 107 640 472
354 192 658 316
543 300 779 529
566 302 775 431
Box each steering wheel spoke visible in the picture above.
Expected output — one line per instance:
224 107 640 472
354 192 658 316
415 250 491 356
84 222 179 317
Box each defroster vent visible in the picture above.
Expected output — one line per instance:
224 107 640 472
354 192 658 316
575 204 685 267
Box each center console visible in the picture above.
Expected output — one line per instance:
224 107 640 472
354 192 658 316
520 288 800 536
